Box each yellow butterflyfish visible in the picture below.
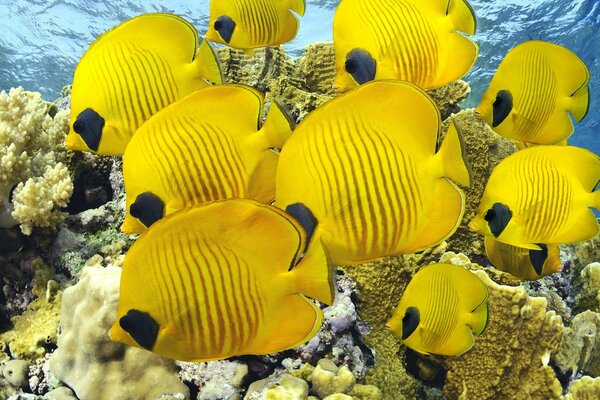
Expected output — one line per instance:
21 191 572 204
121 84 294 234
484 237 562 281
469 145 600 248
109 199 335 361
205 0 306 54
476 40 590 147
387 263 488 356
276 80 472 265
332 0 478 92
66 13 223 155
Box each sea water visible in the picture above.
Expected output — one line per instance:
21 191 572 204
0 0 598 153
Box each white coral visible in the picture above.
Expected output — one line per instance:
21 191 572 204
0 87 73 234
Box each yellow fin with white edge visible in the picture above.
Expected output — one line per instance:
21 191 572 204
196 39 224 84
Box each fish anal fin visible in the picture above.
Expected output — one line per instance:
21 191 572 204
250 294 323 354
260 100 295 149
439 324 476 356
436 33 478 87
402 179 465 254
469 300 489 336
247 150 279 203
436 119 472 187
195 39 224 84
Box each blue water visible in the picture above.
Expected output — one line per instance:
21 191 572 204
0 0 598 154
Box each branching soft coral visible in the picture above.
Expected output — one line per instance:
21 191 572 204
0 87 72 234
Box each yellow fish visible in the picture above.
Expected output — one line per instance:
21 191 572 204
205 0 306 53
484 237 562 281
469 145 600 248
66 13 223 156
332 0 478 92
476 40 590 147
109 199 335 361
276 80 472 265
121 84 294 234
387 263 488 356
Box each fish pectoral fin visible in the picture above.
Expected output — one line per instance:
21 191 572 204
247 150 279 203
196 39 224 84
250 294 323 354
401 179 464 254
436 32 477 86
446 0 477 34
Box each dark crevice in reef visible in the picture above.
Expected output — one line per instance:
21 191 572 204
66 167 114 214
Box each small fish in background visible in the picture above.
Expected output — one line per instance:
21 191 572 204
276 80 472 265
469 145 600 248
205 0 305 54
121 84 294 234
109 199 335 361
476 40 590 148
484 237 562 280
332 0 478 92
387 263 489 356
66 13 223 156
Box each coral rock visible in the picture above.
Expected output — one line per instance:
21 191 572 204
574 263 600 314
2 359 29 390
555 310 600 375
49 266 189 400
177 360 248 400
309 360 355 398
564 376 600 400
0 87 72 234
442 269 564 400
245 372 309 400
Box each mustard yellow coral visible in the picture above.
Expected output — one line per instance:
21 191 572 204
0 87 72 234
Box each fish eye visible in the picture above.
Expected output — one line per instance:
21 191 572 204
484 208 496 222
129 202 141 218
73 120 84 134
214 20 222 30
345 59 358 74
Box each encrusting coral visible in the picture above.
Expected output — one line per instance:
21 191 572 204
555 310 600 376
49 265 189 400
564 376 600 400
441 266 564 400
0 87 73 235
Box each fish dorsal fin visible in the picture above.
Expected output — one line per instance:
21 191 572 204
445 0 477 34
288 0 306 16
83 13 200 65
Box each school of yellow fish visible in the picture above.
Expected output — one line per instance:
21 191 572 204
64 0 599 361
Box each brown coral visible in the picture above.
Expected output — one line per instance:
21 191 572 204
442 270 564 400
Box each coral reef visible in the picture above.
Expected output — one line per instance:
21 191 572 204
555 310 600 376
442 268 564 400
0 281 61 360
564 376 600 400
177 360 248 399
574 263 600 314
439 110 517 263
0 87 73 235
49 265 189 400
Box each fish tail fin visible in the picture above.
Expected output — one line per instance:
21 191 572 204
546 244 563 274
436 119 472 188
569 85 590 122
447 0 477 34
593 189 600 211
195 39 224 84
288 0 306 16
436 33 478 86
261 100 295 149
291 239 336 306
469 301 489 336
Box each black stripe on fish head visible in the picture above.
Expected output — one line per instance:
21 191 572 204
529 244 548 276
402 306 420 340
119 309 159 351
130 192 165 229
345 48 376 85
286 203 317 250
214 15 236 44
73 108 105 152
484 202 512 238
492 90 513 127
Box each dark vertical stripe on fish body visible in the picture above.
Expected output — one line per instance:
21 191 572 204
105 45 134 133
149 243 172 326
137 48 170 112
422 270 459 351
115 44 144 131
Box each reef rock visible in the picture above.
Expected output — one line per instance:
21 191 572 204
49 265 189 400
442 269 564 400
555 310 600 376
